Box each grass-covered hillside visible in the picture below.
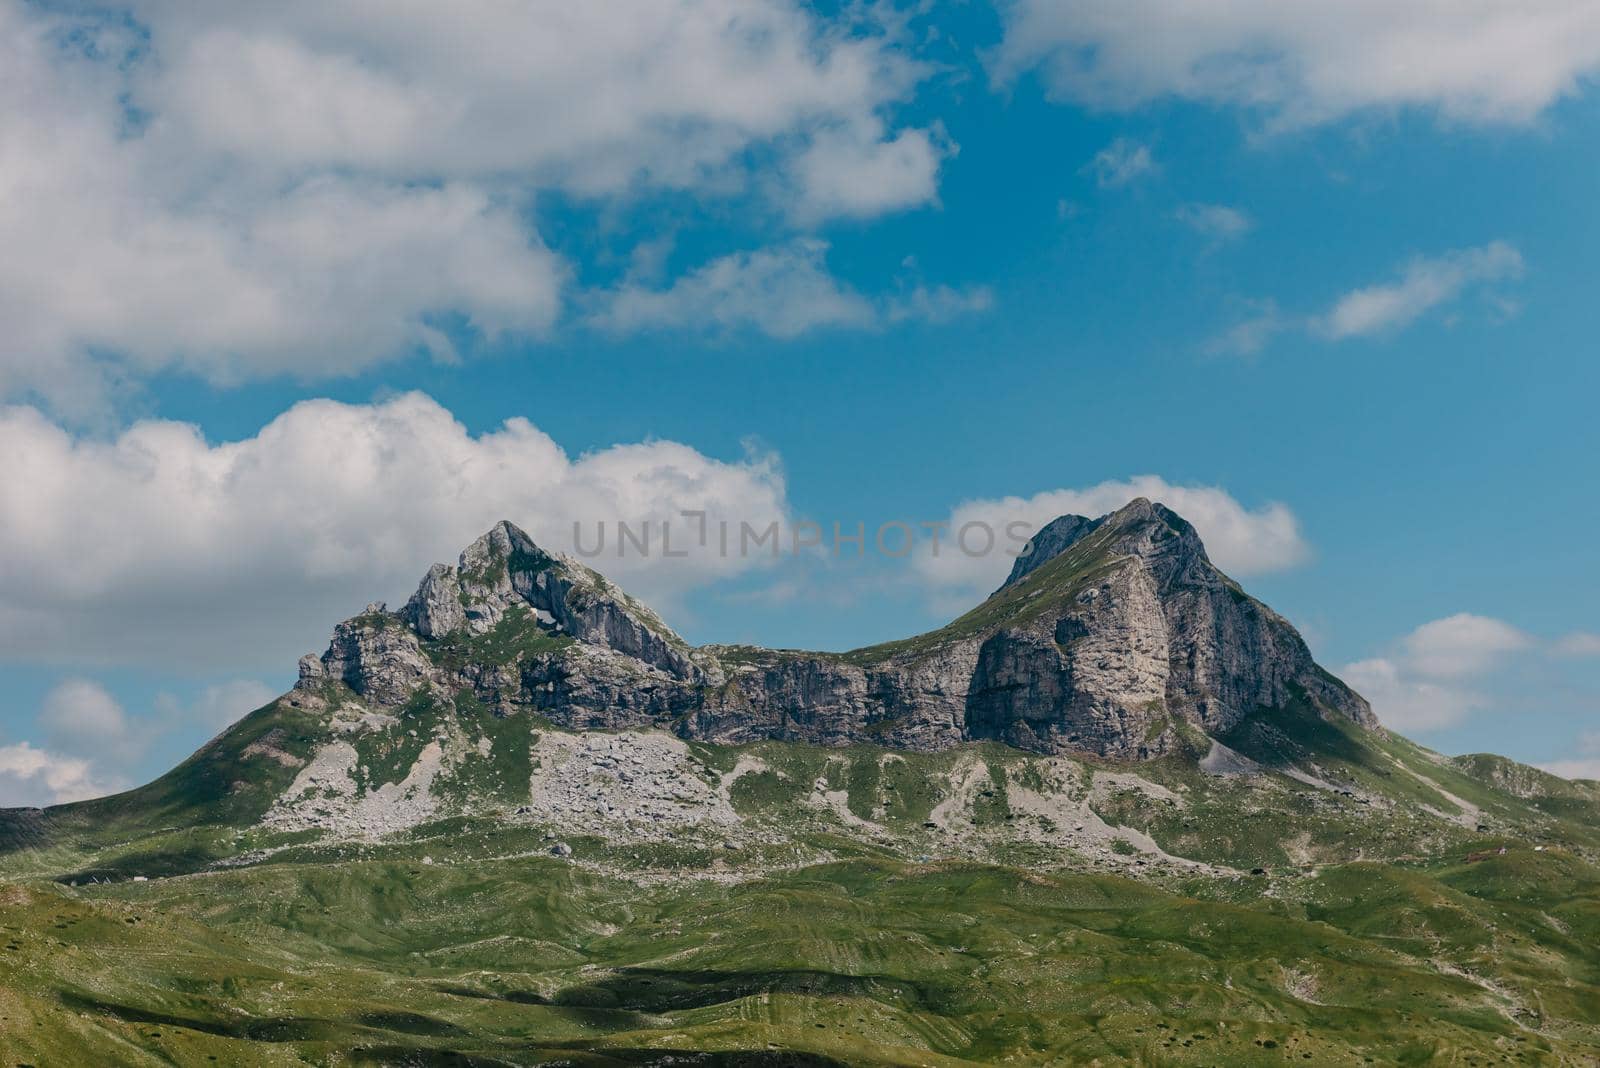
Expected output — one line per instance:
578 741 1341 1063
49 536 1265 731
3 700 1599 1064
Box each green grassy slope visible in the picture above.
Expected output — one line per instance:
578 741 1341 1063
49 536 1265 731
3 844 1597 1065
2 721 1598 1065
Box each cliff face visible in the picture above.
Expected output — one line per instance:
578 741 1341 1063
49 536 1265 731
295 499 1375 760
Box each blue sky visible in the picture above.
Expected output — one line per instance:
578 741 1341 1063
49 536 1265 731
1 0 1597 802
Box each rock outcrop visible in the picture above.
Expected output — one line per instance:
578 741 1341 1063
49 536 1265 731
295 500 1375 761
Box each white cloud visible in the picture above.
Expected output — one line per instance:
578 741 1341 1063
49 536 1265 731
1342 613 1529 732
1314 243 1524 339
787 122 949 222
914 476 1308 605
1176 203 1254 242
1205 301 1288 358
1539 759 1600 782
598 241 873 338
884 284 997 325
0 742 123 807
992 0 1600 127
15 676 276 804
1085 138 1157 188
595 241 992 339
1401 613 1531 679
0 392 793 670
1540 731 1600 781
0 5 555 409
1553 632 1600 658
0 0 945 407
38 680 135 758
1341 657 1484 734
131 0 929 194
1212 243 1523 355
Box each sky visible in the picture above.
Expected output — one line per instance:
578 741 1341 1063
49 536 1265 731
2 0 1598 804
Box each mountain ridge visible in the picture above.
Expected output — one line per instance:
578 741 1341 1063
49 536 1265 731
5 497 1588 872
291 497 1373 763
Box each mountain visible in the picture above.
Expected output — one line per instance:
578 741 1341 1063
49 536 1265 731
3 501 1599 1065
0 499 1583 856
299 497 1372 759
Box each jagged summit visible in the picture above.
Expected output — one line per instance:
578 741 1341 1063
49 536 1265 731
1000 512 1102 592
288 501 1372 763
399 519 687 667
997 497 1196 593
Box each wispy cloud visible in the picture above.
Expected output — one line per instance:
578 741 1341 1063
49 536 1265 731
1206 300 1288 357
593 240 992 339
1313 242 1524 339
1343 613 1532 732
1553 632 1600 658
1084 138 1157 188
1211 242 1524 356
1176 203 1253 242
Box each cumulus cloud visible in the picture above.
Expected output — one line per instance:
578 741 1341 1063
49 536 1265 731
1341 658 1479 734
1211 243 1523 355
1176 204 1254 242
13 676 276 805
913 476 1308 606
0 743 122 807
1084 138 1157 188
1400 614 1531 679
1342 613 1530 732
787 123 949 222
130 0 930 193
595 241 992 339
0 392 793 669
1314 243 1525 339
0 0 947 408
38 680 136 758
992 0 1600 127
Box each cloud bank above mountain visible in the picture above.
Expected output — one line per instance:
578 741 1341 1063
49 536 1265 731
0 393 793 669
0 0 949 411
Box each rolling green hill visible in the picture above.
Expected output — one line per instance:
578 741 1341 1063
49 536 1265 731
3 721 1598 1065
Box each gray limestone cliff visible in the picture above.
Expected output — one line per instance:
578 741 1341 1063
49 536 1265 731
295 500 1376 761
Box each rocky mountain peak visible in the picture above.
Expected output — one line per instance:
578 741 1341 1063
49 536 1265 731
296 504 1374 763
999 513 1103 592
1000 498 1207 594
297 521 694 705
